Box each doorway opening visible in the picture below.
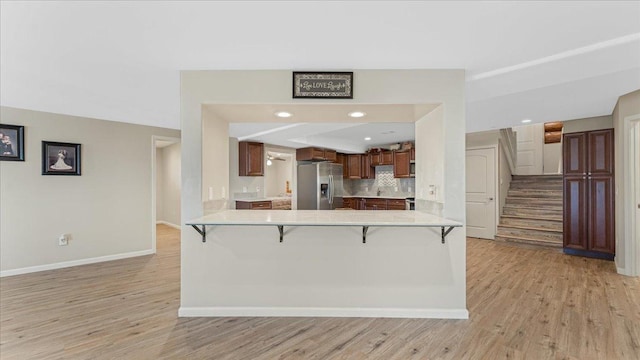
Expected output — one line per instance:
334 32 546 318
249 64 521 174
152 136 181 252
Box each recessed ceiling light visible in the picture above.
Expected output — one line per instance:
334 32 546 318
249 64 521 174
275 111 292 118
348 111 366 118
364 137 372 141
521 119 532 123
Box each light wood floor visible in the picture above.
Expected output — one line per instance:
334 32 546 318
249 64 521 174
1 225 639 359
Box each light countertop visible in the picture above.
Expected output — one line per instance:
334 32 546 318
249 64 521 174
234 197 292 203
187 210 461 228
343 195 412 200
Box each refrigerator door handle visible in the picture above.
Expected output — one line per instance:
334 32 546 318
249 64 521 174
329 175 333 204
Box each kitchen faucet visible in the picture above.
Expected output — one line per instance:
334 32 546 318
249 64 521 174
377 188 381 196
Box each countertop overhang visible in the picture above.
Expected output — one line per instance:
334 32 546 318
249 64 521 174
186 210 462 244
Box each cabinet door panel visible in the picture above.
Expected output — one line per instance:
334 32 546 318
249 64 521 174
563 133 587 176
588 130 614 175
347 154 362 179
239 141 264 176
393 150 411 178
382 151 393 165
588 176 615 254
361 154 373 179
563 177 588 250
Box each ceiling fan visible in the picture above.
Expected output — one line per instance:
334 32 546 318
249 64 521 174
266 152 287 166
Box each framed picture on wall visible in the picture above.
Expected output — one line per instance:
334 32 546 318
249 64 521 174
42 141 81 176
0 124 25 161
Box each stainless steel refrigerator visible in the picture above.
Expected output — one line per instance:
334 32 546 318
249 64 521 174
297 162 344 210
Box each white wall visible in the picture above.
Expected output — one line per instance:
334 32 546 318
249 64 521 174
543 142 562 174
265 157 292 197
202 108 229 205
0 106 180 275
157 143 181 226
613 90 640 276
466 129 500 148
563 115 613 133
228 137 264 204
415 105 444 209
180 69 466 318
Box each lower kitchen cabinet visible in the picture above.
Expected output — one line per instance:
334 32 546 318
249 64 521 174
236 201 272 210
343 197 408 210
387 199 407 210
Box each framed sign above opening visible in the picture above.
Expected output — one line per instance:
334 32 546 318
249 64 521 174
293 71 353 99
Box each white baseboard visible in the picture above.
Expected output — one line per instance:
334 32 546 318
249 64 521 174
617 267 638 277
0 249 155 277
156 220 181 230
178 306 469 319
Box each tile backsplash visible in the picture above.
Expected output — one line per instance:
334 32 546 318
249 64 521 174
344 165 415 197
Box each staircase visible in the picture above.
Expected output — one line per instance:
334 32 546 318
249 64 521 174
496 175 563 248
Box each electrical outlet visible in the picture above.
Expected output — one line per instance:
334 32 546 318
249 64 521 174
58 234 70 246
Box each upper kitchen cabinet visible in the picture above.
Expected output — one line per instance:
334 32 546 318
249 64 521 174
393 150 411 178
296 147 337 162
347 154 363 179
361 153 374 179
239 141 264 176
370 150 393 166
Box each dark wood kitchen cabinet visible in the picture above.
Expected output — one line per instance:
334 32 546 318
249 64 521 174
296 147 336 162
238 141 264 176
343 198 358 209
361 153 374 179
336 153 345 177
393 150 411 178
347 154 363 179
363 198 387 210
387 199 407 210
371 150 394 166
235 200 272 210
563 129 615 260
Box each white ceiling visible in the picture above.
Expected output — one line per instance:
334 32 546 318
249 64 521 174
1 1 639 133
230 122 416 154
222 104 425 153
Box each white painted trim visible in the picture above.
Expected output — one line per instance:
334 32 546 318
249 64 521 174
178 306 469 319
619 115 640 276
156 220 181 230
0 249 155 277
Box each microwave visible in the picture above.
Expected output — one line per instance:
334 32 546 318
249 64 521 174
410 162 415 177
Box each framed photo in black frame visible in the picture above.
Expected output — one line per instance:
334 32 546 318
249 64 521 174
42 141 81 176
293 71 353 99
0 124 25 161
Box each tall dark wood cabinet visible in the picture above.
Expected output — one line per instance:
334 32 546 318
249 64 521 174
563 129 615 260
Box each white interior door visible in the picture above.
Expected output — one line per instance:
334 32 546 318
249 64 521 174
514 123 544 175
466 148 496 239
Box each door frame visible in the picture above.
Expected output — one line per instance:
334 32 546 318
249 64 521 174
620 115 640 276
151 135 181 253
466 145 499 238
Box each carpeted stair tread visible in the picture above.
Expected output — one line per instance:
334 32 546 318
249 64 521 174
497 224 563 233
500 214 562 222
